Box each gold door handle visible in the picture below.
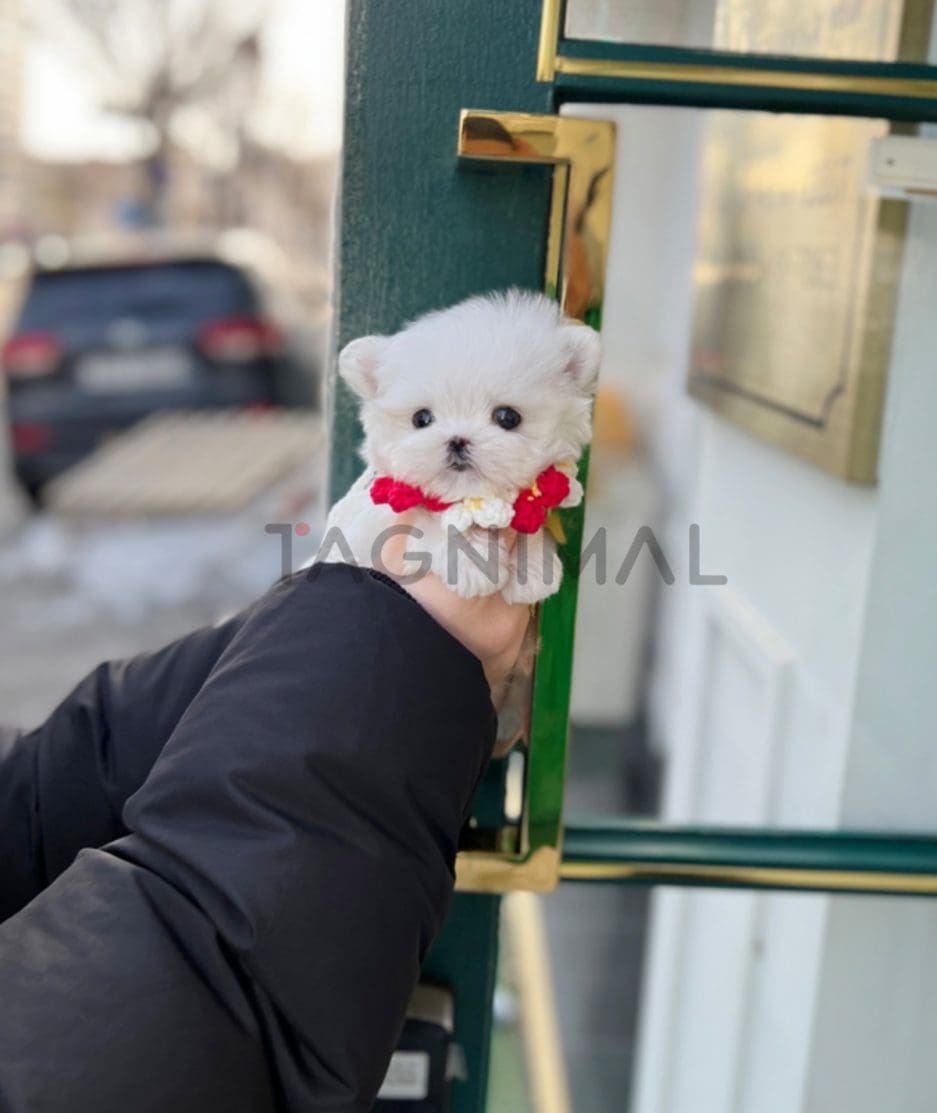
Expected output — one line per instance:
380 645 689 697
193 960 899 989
454 110 615 892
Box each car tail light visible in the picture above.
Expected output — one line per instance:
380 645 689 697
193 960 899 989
11 422 52 453
1 332 62 380
197 317 283 363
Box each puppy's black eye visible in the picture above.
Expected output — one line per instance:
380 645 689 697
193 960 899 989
412 408 434 429
493 406 522 431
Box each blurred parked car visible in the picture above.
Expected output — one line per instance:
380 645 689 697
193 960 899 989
2 248 319 499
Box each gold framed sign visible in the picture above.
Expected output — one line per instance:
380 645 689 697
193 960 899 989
687 109 908 483
685 0 931 483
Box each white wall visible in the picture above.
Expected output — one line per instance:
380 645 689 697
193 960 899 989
801 192 937 1113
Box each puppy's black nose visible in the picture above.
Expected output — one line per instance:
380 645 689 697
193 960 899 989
447 436 470 457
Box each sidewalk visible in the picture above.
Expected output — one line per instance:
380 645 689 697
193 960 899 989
0 413 325 729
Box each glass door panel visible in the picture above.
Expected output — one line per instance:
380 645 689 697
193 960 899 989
565 99 935 837
496 880 937 1113
564 0 933 63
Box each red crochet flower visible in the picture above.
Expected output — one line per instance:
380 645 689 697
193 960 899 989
535 465 571 506
370 477 424 512
370 476 451 513
509 466 571 533
510 496 547 534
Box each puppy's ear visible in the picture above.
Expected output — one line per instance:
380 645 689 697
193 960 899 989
560 323 601 393
338 335 389 400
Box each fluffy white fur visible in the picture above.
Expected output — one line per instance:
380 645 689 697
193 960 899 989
321 290 600 604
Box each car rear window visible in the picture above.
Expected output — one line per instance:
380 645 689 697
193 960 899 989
18 261 258 336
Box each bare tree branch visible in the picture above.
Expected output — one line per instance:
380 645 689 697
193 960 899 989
27 0 265 135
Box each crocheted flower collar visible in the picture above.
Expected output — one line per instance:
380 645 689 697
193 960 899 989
370 461 582 534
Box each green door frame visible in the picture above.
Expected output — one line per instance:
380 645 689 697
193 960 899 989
332 3 937 1109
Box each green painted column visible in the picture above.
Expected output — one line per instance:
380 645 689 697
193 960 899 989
332 3 555 1110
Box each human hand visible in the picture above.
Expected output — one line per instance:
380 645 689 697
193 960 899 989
379 516 531 695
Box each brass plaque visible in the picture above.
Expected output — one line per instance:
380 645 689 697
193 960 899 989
686 0 929 483
688 110 907 482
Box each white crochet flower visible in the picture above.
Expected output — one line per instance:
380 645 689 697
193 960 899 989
441 496 514 532
474 497 514 529
560 475 584 508
441 502 474 532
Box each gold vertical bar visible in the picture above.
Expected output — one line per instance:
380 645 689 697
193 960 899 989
544 162 568 297
504 893 573 1113
537 0 562 81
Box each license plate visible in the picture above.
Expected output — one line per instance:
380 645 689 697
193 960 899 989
77 348 194 392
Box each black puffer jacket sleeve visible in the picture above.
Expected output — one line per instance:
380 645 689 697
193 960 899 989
0 564 496 1113
0 611 248 923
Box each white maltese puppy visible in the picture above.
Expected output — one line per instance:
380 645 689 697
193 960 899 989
320 290 600 604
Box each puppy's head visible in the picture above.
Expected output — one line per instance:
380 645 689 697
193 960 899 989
339 290 600 502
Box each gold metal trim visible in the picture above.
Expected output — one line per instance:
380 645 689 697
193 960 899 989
555 56 937 98
559 860 937 895
457 846 562 893
457 109 615 320
537 0 562 82
544 161 567 296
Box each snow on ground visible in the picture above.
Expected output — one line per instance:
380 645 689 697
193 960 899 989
0 478 325 730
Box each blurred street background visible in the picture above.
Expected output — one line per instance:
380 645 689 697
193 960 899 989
0 0 343 727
